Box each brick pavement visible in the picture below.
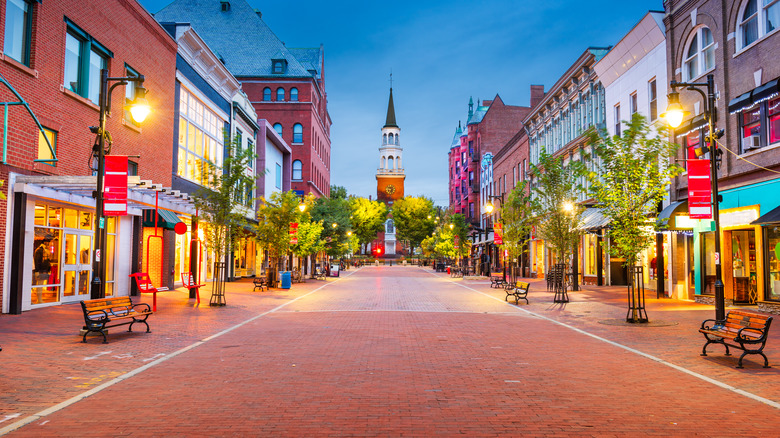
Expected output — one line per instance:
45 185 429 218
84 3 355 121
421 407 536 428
1 266 778 436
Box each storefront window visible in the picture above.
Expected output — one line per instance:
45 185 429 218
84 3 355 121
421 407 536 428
32 226 61 304
769 97 780 145
584 234 596 276
701 232 716 295
731 230 757 304
766 226 780 301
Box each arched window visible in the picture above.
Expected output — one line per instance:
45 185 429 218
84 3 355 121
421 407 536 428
386 219 394 234
383 133 387 144
738 0 779 49
292 160 302 180
381 156 386 169
263 87 272 101
290 87 298 101
276 88 285 101
394 134 399 145
388 156 394 169
396 156 401 169
683 27 715 81
293 123 303 143
273 123 283 136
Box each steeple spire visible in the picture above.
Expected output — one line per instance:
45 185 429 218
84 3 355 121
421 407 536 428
384 87 398 128
468 97 474 118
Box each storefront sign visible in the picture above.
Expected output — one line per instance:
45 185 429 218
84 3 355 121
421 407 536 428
103 155 128 216
687 159 711 219
494 223 503 245
719 207 759 228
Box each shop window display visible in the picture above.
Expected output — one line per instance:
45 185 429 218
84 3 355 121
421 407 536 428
767 226 780 302
731 230 757 304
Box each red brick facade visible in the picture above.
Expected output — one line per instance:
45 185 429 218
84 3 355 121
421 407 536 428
0 0 177 311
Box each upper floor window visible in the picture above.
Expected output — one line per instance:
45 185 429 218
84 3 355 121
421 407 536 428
38 127 57 166
737 96 780 153
4 0 33 66
290 87 298 101
293 123 303 143
683 27 715 81
263 87 271 101
275 163 282 189
648 79 658 121
273 123 283 136
629 92 638 115
614 104 621 137
292 160 302 180
63 22 112 105
739 0 780 49
276 87 285 101
124 65 142 127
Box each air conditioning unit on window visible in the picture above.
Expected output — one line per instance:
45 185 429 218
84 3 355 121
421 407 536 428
742 134 761 151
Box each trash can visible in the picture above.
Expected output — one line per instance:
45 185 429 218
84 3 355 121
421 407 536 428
280 271 291 289
330 264 340 277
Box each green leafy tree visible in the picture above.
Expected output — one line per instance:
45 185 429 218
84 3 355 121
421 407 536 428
530 147 585 264
311 186 352 258
255 191 313 276
585 113 683 321
291 220 324 267
349 196 388 248
194 134 255 300
501 182 538 281
392 196 436 255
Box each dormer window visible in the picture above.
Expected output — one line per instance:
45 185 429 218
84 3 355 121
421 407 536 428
220 1 230 12
272 59 287 74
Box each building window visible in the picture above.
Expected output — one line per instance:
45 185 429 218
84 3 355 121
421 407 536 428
128 160 138 176
614 104 621 137
124 65 142 127
275 163 282 189
648 79 658 121
738 0 780 49
272 60 286 74
629 92 638 115
263 87 271 101
276 87 285 101
63 23 111 105
683 27 715 81
737 97 780 153
38 127 57 166
293 123 303 143
292 160 302 180
273 123 283 136
4 0 33 66
290 87 298 101
176 87 224 185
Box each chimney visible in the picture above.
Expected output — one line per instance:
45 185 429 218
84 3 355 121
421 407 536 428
530 85 545 108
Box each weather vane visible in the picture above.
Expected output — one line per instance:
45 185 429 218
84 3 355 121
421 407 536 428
389 70 393 89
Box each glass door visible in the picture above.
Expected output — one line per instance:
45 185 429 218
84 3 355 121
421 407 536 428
61 231 92 302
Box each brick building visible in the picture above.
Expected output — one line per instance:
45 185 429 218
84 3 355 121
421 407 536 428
664 0 780 313
154 0 332 198
0 0 178 313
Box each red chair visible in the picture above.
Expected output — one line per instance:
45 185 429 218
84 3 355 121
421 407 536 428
129 272 169 312
181 272 204 305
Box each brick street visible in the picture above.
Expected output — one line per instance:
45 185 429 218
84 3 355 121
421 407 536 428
1 266 779 436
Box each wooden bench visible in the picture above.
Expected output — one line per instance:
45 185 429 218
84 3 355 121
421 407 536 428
699 310 773 368
490 275 506 288
181 272 204 305
80 296 152 344
505 281 530 305
253 276 268 291
129 272 169 312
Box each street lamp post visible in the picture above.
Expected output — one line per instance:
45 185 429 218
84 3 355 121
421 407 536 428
91 68 150 299
661 73 725 320
484 194 506 281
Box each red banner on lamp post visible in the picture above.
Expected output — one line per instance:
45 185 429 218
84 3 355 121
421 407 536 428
494 223 504 245
289 222 299 245
103 155 128 216
687 159 712 219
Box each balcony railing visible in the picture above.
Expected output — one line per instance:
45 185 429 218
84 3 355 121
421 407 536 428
377 168 405 175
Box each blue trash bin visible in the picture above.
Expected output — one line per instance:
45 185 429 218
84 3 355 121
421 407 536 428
281 271 292 289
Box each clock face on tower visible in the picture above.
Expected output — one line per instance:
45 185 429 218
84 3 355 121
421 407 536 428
385 184 396 195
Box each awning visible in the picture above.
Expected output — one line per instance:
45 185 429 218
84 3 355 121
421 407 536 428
728 78 779 114
656 200 688 229
673 113 710 137
728 90 753 114
142 209 184 230
578 208 610 231
751 204 780 225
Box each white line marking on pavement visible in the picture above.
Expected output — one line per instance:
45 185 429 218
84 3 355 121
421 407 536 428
0 415 20 425
0 271 355 436
83 351 112 361
448 277 780 410
142 353 166 362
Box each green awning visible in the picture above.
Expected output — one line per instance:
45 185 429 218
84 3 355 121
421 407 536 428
142 209 183 230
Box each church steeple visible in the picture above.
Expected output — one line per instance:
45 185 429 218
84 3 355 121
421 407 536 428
384 87 398 128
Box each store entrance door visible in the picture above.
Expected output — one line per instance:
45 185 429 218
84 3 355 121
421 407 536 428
61 231 92 302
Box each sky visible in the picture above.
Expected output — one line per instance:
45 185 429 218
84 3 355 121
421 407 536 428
139 0 663 206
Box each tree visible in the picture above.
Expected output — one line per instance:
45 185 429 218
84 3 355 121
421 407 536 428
391 196 436 255
500 182 538 281
311 186 352 258
349 196 388 250
193 134 255 305
530 148 585 265
291 220 324 272
585 113 683 322
255 190 313 279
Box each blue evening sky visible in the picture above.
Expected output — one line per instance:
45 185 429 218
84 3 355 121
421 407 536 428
139 0 662 206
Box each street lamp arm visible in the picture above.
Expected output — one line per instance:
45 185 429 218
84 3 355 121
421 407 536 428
670 80 711 114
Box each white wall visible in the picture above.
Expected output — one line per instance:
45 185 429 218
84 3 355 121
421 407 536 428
264 137 284 198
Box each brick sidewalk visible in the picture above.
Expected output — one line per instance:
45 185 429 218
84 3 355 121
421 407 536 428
1 266 778 435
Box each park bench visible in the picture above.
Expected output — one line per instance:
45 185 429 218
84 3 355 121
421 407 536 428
490 274 506 288
699 310 773 368
505 281 530 305
253 276 268 291
80 296 152 344
450 267 463 278
181 272 203 305
129 272 169 312
313 268 327 280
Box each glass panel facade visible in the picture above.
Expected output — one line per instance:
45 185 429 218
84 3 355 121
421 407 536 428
177 87 225 186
